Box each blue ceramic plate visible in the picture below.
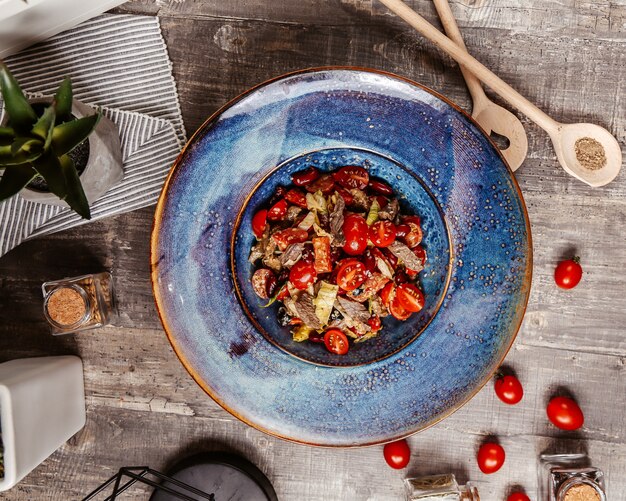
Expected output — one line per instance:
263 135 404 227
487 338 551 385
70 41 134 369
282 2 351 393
151 68 532 446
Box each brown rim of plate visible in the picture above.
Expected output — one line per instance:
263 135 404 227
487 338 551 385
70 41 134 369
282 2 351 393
150 66 534 448
230 146 454 368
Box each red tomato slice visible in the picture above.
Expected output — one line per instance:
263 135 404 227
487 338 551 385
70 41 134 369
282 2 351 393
334 166 369 190
324 328 349 355
284 188 308 208
336 259 367 292
369 220 397 247
396 283 425 313
267 198 288 221
272 228 308 251
291 167 320 186
342 214 368 256
312 236 332 273
389 294 412 320
251 209 268 238
305 174 335 194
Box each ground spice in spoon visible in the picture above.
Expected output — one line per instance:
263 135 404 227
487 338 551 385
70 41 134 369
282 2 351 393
46 287 86 326
575 137 606 171
562 483 601 501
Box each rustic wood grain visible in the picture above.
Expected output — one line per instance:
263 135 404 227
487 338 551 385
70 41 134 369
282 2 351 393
1 0 625 499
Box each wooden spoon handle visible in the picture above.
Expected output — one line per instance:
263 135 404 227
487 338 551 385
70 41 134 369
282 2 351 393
431 0 486 108
379 0 560 134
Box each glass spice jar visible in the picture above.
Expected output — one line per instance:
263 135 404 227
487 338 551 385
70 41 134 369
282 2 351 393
404 474 480 500
540 453 606 501
42 272 115 335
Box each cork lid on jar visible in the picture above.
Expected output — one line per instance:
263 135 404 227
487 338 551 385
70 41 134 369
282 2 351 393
44 285 90 327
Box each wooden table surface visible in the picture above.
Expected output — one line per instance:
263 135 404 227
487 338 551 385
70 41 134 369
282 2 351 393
1 1 624 499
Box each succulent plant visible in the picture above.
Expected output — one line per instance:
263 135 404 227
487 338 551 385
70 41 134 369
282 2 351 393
0 62 101 219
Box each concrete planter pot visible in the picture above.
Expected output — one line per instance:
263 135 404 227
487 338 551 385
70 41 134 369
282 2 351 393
0 356 86 492
2 98 123 206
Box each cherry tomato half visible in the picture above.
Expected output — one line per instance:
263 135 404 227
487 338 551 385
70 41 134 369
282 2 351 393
383 439 410 469
477 442 505 474
334 165 369 190
389 293 412 320
379 282 395 308
395 283 424 313
252 209 268 238
369 220 397 248
324 328 349 355
291 167 320 186
336 259 367 292
368 179 393 195
267 198 288 221
289 260 317 290
554 257 583 289
342 214 368 256
367 315 382 331
494 375 524 405
507 493 530 501
546 396 584 430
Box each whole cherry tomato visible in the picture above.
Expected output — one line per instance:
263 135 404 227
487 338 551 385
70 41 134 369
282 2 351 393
335 186 354 205
507 493 530 501
546 396 584 430
554 257 583 289
369 220 397 248
395 224 411 239
477 442 505 474
289 259 317 290
267 198 288 221
494 374 524 405
336 259 367 292
324 328 349 355
367 315 382 331
342 214 368 255
251 209 268 238
334 166 369 190
395 283 425 313
291 167 320 186
368 179 393 195
383 439 410 469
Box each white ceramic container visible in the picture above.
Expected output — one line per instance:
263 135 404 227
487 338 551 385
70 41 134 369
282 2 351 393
0 356 85 492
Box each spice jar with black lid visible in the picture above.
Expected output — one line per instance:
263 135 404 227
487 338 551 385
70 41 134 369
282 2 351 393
540 453 606 501
42 272 115 335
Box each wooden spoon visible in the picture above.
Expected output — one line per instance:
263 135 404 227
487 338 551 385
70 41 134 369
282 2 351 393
379 0 622 187
432 0 527 171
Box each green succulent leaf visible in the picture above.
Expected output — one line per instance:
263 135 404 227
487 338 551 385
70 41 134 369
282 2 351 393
54 77 73 120
0 62 37 133
0 127 15 146
31 102 56 150
0 139 43 166
0 164 38 201
51 112 100 157
59 154 90 219
32 152 90 219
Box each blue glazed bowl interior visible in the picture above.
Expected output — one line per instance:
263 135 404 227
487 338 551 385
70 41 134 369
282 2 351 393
232 147 452 367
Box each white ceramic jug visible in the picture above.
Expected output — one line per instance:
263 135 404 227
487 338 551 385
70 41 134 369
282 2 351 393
0 356 85 492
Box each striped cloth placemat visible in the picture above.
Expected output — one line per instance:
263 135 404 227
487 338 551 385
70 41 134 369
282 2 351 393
0 14 186 257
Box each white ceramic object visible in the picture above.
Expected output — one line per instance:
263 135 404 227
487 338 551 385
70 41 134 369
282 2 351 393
0 0 127 59
0 356 86 492
379 0 622 187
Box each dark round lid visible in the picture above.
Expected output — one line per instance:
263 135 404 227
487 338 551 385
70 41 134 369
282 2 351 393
149 452 278 501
